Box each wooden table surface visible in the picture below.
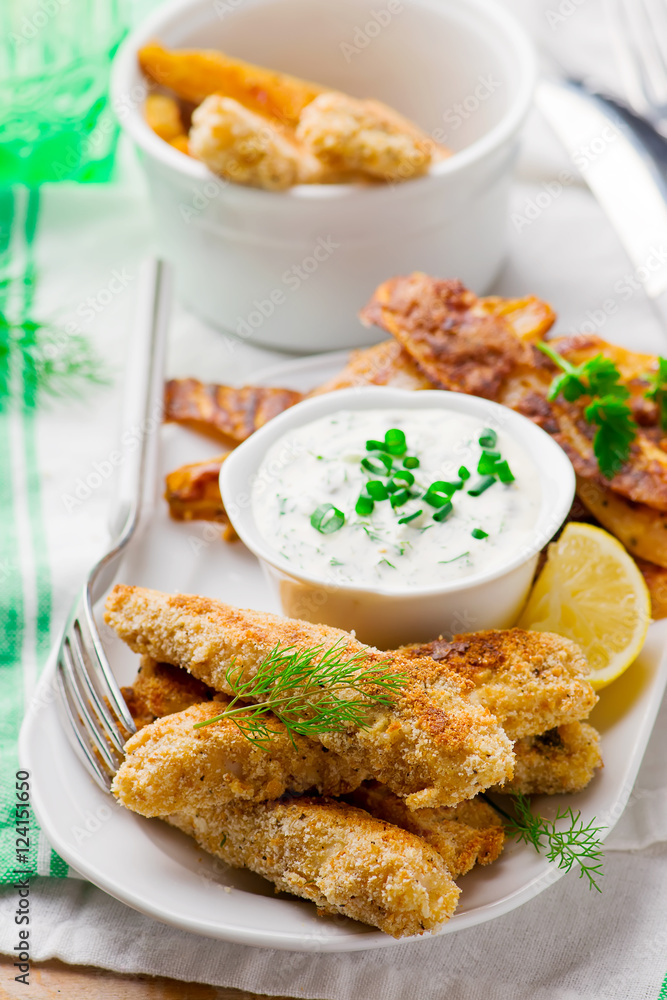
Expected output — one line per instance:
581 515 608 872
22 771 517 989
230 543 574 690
0 957 289 999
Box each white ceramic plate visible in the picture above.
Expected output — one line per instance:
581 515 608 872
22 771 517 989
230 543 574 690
20 351 667 952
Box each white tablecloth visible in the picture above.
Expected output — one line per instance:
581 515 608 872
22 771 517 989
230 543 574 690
3 0 667 995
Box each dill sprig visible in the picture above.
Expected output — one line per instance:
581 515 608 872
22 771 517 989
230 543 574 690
193 639 407 749
483 791 605 892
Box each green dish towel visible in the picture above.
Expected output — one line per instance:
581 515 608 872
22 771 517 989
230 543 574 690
0 188 81 883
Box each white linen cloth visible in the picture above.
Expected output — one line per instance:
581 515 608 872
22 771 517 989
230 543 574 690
3 0 667 995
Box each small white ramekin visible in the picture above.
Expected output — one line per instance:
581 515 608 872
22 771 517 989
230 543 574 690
111 0 536 353
220 387 575 648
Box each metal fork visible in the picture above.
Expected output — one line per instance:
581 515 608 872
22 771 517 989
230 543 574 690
55 258 171 791
607 0 667 135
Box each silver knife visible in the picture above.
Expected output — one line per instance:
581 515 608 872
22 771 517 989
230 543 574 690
536 78 667 323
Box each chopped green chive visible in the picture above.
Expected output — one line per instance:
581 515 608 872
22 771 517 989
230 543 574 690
311 503 345 533
468 476 496 497
386 479 399 493
403 456 420 469
458 465 470 481
393 469 415 487
355 495 374 516
366 439 386 452
361 454 393 475
477 450 501 475
433 501 454 522
398 509 423 524
367 480 389 501
390 488 411 508
479 428 497 449
424 481 456 507
471 528 489 539
495 460 515 483
385 428 407 456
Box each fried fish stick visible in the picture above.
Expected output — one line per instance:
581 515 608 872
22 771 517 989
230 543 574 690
397 630 597 741
139 43 324 125
105 586 514 809
144 93 185 141
121 658 215 729
493 722 603 796
346 783 504 878
114 700 367 814
166 796 460 937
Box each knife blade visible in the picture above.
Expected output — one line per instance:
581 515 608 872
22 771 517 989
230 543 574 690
536 78 667 322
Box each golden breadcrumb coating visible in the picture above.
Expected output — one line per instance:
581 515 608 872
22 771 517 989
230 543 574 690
113 700 367 814
296 93 437 181
398 629 597 740
346 783 504 878
166 796 460 937
105 586 514 809
189 95 322 189
121 658 215 729
494 722 603 795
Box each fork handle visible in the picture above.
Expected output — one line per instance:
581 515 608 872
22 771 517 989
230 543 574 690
107 258 172 544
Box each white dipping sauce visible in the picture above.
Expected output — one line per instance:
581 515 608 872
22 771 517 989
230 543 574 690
251 409 542 591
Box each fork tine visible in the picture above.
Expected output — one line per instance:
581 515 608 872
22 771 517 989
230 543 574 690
60 635 123 774
71 616 133 753
55 658 115 792
612 0 667 118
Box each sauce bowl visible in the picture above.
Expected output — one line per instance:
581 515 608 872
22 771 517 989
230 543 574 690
220 387 575 647
112 0 536 352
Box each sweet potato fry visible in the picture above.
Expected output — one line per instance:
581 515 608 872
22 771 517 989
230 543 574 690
144 93 184 141
139 43 324 126
164 378 302 446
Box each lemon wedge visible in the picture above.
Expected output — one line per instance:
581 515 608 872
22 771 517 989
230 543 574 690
517 522 650 689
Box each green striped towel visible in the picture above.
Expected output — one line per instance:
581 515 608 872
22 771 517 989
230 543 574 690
0 188 78 882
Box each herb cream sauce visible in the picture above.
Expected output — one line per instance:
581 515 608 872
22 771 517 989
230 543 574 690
251 409 542 590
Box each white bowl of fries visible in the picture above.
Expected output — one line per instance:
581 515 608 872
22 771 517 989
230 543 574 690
112 0 536 352
220 387 575 647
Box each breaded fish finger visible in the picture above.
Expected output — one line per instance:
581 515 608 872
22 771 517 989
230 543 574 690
494 722 603 795
398 629 597 740
113 701 367 814
105 586 514 809
166 796 460 938
346 783 504 878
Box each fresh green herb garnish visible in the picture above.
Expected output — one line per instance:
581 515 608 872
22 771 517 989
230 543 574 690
355 495 374 516
471 527 488 539
392 469 415 487
483 792 605 892
361 454 393 475
193 640 407 748
433 501 454 522
311 503 345 534
477 450 501 475
494 460 515 483
367 480 389 501
403 456 420 469
468 475 495 497
438 551 469 563
398 509 423 524
458 465 471 481
389 488 411 508
537 341 637 478
384 428 407 455
424 481 455 507
643 356 667 430
479 428 497 449
379 558 397 569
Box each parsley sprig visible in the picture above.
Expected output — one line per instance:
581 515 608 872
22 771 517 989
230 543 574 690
537 341 637 479
192 640 406 748
483 791 605 892
643 356 667 430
